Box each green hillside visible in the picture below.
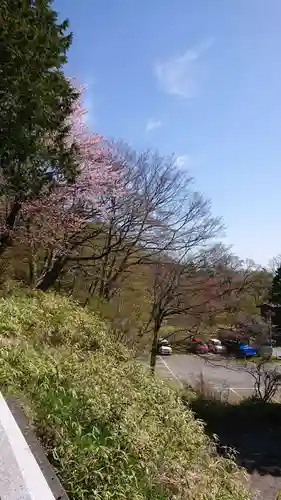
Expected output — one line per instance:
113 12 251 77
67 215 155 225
0 289 250 499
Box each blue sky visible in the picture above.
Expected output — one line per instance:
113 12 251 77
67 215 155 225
54 0 281 266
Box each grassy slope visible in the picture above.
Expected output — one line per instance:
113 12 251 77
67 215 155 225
0 289 251 499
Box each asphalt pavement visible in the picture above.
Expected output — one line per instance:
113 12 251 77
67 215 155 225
155 353 281 499
157 354 281 401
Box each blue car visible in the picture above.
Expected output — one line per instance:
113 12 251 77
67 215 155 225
237 343 257 358
222 339 257 358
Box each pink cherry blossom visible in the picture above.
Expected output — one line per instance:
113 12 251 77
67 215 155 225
15 84 122 254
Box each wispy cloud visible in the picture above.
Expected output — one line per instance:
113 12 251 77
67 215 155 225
154 38 214 98
145 117 162 132
81 76 98 126
174 155 191 169
84 92 96 126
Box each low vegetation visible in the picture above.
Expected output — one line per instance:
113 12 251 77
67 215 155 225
184 384 281 484
1 2 278 498
0 289 251 499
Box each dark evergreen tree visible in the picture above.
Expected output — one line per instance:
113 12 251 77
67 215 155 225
0 0 79 251
271 265 281 304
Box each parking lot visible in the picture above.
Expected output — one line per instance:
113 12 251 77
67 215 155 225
156 353 281 401
154 352 281 499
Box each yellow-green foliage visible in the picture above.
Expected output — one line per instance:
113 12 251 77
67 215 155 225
0 290 251 499
0 288 111 352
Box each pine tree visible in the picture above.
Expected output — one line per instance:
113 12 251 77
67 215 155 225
271 265 281 304
0 0 79 250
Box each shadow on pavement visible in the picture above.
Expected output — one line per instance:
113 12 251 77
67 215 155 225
184 396 281 478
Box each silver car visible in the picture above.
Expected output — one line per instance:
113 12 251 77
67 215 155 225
208 338 226 355
158 339 172 356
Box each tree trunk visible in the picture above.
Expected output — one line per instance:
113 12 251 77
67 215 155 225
28 251 37 287
98 221 113 299
83 278 99 307
150 323 160 374
36 256 66 291
0 201 22 255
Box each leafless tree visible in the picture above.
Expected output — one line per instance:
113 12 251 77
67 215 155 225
25 144 183 292
202 354 281 403
268 254 281 275
72 144 220 303
143 245 261 373
249 361 281 402
235 313 269 343
135 215 227 372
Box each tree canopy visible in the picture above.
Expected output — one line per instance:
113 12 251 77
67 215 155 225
0 0 79 250
271 265 281 305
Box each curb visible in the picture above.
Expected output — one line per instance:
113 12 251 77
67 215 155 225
0 394 69 500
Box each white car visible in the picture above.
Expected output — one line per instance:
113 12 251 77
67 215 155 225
158 344 172 355
208 338 226 355
158 339 173 356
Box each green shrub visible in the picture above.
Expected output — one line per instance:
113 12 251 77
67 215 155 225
0 290 251 499
0 289 114 352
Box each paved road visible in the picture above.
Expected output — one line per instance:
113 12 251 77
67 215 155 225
155 354 281 499
157 354 281 400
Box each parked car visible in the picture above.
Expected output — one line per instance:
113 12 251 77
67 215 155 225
157 338 172 356
208 338 227 355
238 343 257 358
188 338 209 355
221 338 257 358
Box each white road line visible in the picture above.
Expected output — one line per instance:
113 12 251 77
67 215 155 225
159 356 183 388
230 387 281 403
229 388 254 390
229 388 242 398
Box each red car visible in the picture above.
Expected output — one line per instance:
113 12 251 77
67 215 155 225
189 338 209 354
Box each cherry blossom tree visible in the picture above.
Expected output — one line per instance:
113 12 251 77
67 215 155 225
12 87 121 288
